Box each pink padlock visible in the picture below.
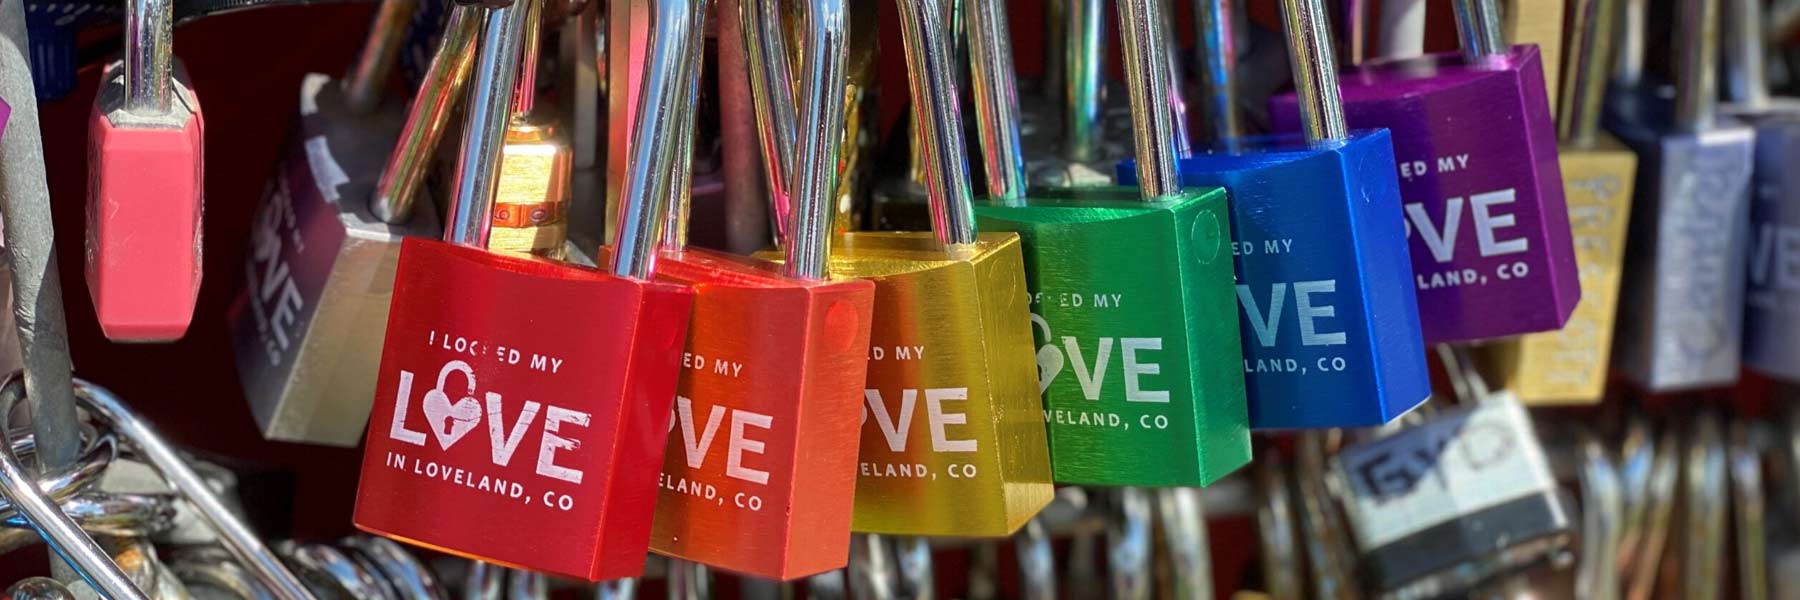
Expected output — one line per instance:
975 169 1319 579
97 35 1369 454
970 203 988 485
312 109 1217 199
86 0 205 342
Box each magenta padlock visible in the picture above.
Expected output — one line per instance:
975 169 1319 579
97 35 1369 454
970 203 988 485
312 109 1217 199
1269 0 1578 344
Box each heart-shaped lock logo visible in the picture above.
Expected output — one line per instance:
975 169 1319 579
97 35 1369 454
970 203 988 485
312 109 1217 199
1030 314 1063 394
422 360 482 450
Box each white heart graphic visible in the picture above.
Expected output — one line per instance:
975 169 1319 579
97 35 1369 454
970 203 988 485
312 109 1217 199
1030 314 1063 394
422 360 482 450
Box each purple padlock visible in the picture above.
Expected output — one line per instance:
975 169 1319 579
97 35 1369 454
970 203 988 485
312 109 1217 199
1269 0 1578 345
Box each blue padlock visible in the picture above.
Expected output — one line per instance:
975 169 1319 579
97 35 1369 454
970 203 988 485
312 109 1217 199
1118 0 1429 428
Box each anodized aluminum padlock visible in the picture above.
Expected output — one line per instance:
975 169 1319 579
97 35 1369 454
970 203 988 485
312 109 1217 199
86 0 204 341
969 0 1249 485
1603 0 1754 392
487 0 573 260
646 0 875 580
1269 0 1580 346
1334 353 1571 597
759 0 1052 538
354 0 694 580
1476 0 1636 404
1721 0 1800 383
230 1 471 446
1118 0 1430 428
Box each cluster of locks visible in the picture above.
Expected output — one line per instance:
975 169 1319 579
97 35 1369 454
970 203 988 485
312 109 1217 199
0 0 1794 595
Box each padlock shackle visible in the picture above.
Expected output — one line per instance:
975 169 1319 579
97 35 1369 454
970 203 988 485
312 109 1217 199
1118 0 1182 200
1451 0 1507 64
1576 435 1624 600
1016 518 1056 598
1106 487 1153 599
613 0 705 277
372 6 481 225
1062 0 1106 163
1376 0 1426 59
1278 0 1350 143
445 0 533 248
511 0 546 118
895 0 979 246
1559 0 1618 146
1723 0 1770 107
783 0 852 279
742 0 801 246
659 4 708 254
1195 0 1244 144
1613 0 1646 87
342 0 417 115
967 0 1027 203
123 0 174 115
1674 0 1722 131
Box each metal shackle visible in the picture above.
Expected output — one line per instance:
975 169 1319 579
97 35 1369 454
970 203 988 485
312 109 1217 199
1560 0 1620 146
1674 0 1723 131
1116 0 1181 199
1452 0 1507 64
783 0 854 278
612 0 708 278
343 0 419 115
371 6 481 225
1279 0 1350 143
446 0 537 247
894 0 978 246
123 0 175 115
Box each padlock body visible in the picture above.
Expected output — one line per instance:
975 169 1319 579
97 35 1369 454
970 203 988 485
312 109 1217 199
1729 107 1800 381
1479 138 1636 403
1607 88 1755 391
972 186 1251 485
646 249 874 580
86 59 205 341
229 74 432 446
1335 400 1569 594
774 233 1052 537
355 238 692 581
490 118 573 259
1118 132 1432 429
1270 45 1580 344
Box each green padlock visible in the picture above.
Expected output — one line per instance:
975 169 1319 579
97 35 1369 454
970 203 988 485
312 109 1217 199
967 0 1250 487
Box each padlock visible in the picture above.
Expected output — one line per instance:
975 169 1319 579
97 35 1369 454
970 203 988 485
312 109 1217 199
1476 0 1637 404
758 0 1052 538
1727 420 1766 600
1269 0 1581 345
85 0 205 341
487 0 573 260
1676 412 1727 599
970 0 1249 485
1603 0 1754 392
1722 0 1800 383
1333 351 1571 598
646 0 876 580
353 0 694 580
1118 0 1430 428
229 1 472 446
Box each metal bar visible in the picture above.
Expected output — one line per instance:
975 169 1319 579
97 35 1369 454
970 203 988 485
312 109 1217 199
741 0 799 244
1453 0 1508 63
124 0 173 114
612 0 704 277
1118 0 1182 199
966 0 1027 202
1560 0 1617 145
1195 0 1243 143
1674 0 1721 130
1280 0 1350 142
447 2 533 247
372 6 481 224
894 0 978 246
785 0 851 278
343 0 418 114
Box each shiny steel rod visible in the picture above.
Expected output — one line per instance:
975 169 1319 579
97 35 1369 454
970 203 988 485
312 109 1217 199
1118 0 1181 199
447 1 533 247
659 0 708 254
1724 0 1770 106
1064 0 1105 162
343 0 417 114
372 6 479 224
895 0 978 246
124 0 173 114
742 0 800 243
1453 0 1508 63
785 0 852 279
1560 0 1618 145
613 0 705 277
966 0 1027 202
1674 0 1722 130
1280 0 1349 142
1195 0 1243 143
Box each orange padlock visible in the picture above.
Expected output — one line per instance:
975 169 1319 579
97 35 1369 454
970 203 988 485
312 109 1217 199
643 0 875 581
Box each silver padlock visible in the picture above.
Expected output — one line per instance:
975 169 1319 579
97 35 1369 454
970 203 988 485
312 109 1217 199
1333 350 1571 598
1606 0 1756 391
229 1 477 446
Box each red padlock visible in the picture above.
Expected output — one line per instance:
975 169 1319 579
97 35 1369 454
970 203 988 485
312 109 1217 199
86 0 204 341
354 0 695 581
645 0 875 580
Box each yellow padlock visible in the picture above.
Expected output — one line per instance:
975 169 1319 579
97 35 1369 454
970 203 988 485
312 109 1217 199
758 0 1052 537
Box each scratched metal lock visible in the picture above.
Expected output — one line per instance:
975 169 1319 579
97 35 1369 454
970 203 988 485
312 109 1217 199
229 0 468 446
1334 358 1571 598
86 0 204 341
1269 0 1580 345
1720 0 1800 383
354 0 694 580
968 0 1248 485
758 0 1052 537
647 0 876 580
1603 0 1754 392
1477 0 1636 404
1119 0 1430 428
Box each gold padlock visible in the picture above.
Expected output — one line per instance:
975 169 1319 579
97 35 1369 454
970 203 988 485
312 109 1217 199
488 0 572 259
